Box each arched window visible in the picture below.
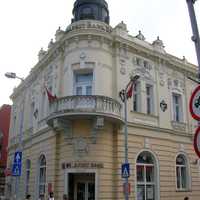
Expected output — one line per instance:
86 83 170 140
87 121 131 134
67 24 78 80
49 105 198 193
25 159 31 195
38 155 46 198
176 154 189 190
136 151 159 200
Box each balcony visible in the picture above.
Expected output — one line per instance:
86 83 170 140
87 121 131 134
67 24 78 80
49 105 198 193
46 95 123 127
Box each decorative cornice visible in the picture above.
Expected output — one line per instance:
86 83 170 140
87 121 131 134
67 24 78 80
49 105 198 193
10 21 197 99
127 121 192 140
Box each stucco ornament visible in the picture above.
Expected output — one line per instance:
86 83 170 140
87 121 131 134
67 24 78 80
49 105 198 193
80 52 86 68
120 59 126 75
160 100 168 112
73 137 89 157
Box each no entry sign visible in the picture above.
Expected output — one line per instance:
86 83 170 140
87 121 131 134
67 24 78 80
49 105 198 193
194 127 200 158
189 85 200 120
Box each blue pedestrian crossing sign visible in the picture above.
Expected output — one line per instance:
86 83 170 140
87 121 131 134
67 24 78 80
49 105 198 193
12 151 22 176
121 163 130 178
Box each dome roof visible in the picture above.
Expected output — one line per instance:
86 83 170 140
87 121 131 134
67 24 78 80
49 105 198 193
72 0 110 24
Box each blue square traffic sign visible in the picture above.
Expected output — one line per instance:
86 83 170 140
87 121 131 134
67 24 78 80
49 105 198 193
12 151 22 176
121 163 130 178
12 163 22 176
13 152 22 164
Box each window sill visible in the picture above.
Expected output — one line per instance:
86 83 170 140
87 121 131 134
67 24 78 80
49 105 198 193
171 121 187 132
176 189 192 192
130 111 158 126
131 111 158 118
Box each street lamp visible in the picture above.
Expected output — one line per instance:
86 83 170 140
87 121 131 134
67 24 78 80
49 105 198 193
186 0 200 78
5 72 24 200
5 72 24 82
119 74 140 200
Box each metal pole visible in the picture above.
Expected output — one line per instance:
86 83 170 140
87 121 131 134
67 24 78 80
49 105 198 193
16 99 24 200
15 80 25 200
124 94 129 200
186 0 200 78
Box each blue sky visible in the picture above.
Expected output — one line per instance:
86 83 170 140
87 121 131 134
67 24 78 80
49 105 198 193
0 0 199 106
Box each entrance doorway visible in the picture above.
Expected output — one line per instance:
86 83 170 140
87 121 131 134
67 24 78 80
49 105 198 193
68 173 95 200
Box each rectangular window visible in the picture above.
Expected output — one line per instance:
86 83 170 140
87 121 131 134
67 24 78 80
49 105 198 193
133 82 140 112
146 84 154 115
172 93 183 122
74 72 93 95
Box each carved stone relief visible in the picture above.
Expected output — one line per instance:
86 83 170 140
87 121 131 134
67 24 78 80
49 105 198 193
73 137 89 158
120 59 126 75
158 65 166 86
132 56 154 81
168 78 184 93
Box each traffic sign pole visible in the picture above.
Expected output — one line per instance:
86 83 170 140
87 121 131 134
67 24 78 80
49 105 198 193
124 92 129 200
119 75 140 200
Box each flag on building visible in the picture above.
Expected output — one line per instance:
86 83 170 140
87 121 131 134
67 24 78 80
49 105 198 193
126 81 134 99
45 86 57 103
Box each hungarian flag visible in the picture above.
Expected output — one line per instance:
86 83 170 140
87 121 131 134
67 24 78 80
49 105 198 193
45 86 57 103
126 81 134 99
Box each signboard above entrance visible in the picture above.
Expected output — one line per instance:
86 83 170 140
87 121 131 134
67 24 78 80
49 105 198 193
62 162 104 169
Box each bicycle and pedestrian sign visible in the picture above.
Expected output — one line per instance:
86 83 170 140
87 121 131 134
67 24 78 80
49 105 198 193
189 85 200 121
12 151 22 176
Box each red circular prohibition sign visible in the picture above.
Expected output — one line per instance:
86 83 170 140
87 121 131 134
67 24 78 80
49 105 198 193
194 126 200 158
189 85 200 121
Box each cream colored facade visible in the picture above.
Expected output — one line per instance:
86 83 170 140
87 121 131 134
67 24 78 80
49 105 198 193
6 16 200 200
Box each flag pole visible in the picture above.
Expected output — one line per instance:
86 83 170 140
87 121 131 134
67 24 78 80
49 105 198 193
119 75 140 200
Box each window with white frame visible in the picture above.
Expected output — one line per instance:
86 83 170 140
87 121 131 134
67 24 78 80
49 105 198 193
136 151 158 200
25 159 31 195
74 72 93 95
38 155 46 197
146 84 154 115
172 93 183 122
176 154 189 190
133 82 141 112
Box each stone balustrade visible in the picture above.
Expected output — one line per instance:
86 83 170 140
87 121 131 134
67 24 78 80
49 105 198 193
47 95 122 125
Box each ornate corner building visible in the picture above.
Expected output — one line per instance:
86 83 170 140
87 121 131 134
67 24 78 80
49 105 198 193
0 105 11 197
6 0 200 200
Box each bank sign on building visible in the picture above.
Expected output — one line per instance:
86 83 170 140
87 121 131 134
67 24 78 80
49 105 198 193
6 0 200 200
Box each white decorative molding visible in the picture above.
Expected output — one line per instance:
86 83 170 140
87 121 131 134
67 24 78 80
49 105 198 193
120 67 126 75
144 138 150 148
179 144 185 152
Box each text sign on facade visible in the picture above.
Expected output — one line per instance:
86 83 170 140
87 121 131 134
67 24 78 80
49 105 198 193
189 85 200 120
62 162 104 169
194 127 200 158
12 151 22 176
121 163 130 178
